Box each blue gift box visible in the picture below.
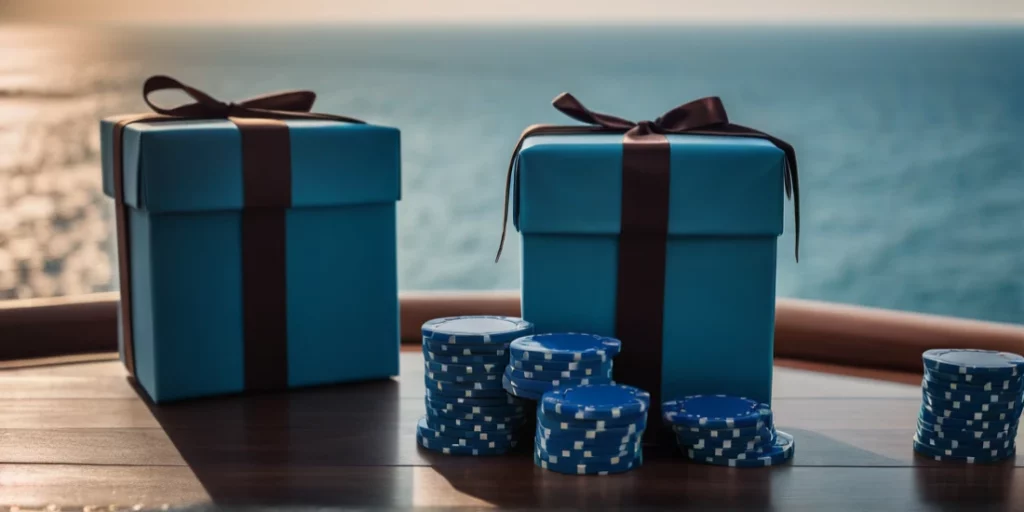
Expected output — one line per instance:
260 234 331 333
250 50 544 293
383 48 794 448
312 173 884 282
101 117 401 403
513 132 787 406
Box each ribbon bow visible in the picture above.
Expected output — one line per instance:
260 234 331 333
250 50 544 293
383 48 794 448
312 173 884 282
141 75 366 124
496 93 800 261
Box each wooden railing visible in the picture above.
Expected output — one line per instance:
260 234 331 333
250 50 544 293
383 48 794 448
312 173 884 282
1 291 1022 372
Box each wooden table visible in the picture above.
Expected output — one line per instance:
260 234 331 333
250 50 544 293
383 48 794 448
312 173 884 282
1 351 1021 510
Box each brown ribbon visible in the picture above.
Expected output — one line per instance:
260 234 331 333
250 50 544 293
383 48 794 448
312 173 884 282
496 93 799 421
112 75 364 390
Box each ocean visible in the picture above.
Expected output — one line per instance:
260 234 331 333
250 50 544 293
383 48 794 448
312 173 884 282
0 24 1021 324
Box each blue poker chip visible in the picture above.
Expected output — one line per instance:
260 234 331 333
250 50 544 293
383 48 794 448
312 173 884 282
923 349 1024 377
512 358 611 373
921 402 1017 423
426 396 525 414
536 427 642 453
662 395 772 429
417 417 516 446
924 367 1023 387
541 384 650 421
417 431 517 456
424 360 504 376
923 371 1023 392
510 333 620 362
915 427 1015 452
425 374 505 392
537 408 646 436
537 408 645 430
534 446 642 475
687 430 795 468
921 389 1019 412
502 376 544 401
426 405 524 423
425 414 524 434
504 367 612 394
681 425 776 450
535 443 641 467
912 437 1015 463
425 370 501 384
423 350 509 365
423 339 509 356
422 316 533 345
921 379 1023 403
424 377 509 398
916 418 1016 440
673 421 775 442
919 407 1015 431
507 365 613 382
425 389 517 405
687 429 776 458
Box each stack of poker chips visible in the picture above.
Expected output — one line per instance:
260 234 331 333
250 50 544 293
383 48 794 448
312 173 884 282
502 333 619 401
663 395 795 468
534 383 650 475
915 348 1024 463
417 316 534 456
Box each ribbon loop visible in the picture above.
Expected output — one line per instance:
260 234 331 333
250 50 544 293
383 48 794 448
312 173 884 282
141 75 326 120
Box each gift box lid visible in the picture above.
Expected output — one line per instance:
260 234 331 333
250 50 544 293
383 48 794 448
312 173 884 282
101 119 400 213
515 133 785 236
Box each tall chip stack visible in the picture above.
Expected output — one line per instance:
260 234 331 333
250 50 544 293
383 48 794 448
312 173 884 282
915 349 1024 463
417 316 533 456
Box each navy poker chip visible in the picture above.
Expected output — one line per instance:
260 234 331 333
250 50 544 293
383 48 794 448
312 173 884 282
917 418 1015 440
687 430 776 458
504 368 612 394
507 365 613 382
426 405 523 423
923 371 1023 392
915 428 1014 452
536 423 644 445
426 370 501 384
921 379 1023 402
423 339 509 356
924 367 1022 386
426 397 525 415
673 422 775 443
918 407 1014 431
537 408 646 436
417 417 516 447
423 350 509 365
422 316 533 345
541 384 650 421
682 426 776 450
512 358 611 373
912 437 1015 463
921 402 1016 423
663 395 772 429
425 414 524 433
537 434 642 456
537 408 645 430
687 430 795 468
417 431 516 456
424 360 504 375
425 389 517 406
921 390 1019 413
424 377 509 398
502 373 544 400
534 447 642 475
510 333 621 362
425 374 505 392
923 349 1024 377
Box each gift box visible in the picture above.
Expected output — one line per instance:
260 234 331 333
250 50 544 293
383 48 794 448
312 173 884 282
100 76 401 403
499 93 798 415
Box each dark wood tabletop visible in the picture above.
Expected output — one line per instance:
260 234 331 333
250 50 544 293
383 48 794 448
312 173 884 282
1 349 1021 511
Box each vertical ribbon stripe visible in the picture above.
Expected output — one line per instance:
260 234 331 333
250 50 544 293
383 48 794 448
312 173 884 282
614 129 671 439
232 117 292 391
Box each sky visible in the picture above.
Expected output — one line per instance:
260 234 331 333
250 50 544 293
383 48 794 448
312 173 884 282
1 0 1022 25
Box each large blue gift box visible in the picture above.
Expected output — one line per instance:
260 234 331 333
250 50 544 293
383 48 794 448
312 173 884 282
503 94 798 412
100 80 401 403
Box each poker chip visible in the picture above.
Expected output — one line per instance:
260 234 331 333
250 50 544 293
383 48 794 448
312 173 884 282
537 409 647 436
510 333 620 362
512 358 611 373
417 417 516 446
662 395 772 429
426 370 501 384
912 437 1015 464
537 433 642 456
423 351 509 365
673 422 775 442
417 430 517 456
425 389 517 406
426 396 525 415
923 349 1024 377
687 430 795 468
504 367 611 395
425 414 524 433
685 426 776 452
422 316 534 345
422 339 509 356
540 384 650 421
534 446 643 475
426 405 524 423
915 349 1022 464
424 377 508 397
502 373 544 400
424 360 504 375
508 365 613 382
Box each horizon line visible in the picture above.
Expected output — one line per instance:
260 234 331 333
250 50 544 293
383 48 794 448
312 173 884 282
4 19 1024 28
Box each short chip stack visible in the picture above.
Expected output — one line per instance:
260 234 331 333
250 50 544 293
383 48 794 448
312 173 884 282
663 395 795 468
417 316 534 456
503 333 619 401
534 383 650 475
915 348 1024 463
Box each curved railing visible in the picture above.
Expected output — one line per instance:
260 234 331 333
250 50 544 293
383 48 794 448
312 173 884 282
2 291 1022 372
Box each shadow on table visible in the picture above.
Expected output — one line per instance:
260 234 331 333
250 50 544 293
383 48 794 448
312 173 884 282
139 377 406 506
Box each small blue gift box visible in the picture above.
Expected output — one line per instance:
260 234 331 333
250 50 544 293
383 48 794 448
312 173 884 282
503 94 798 410
100 79 401 403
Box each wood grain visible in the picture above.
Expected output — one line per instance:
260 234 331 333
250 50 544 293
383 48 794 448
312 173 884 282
3 352 1024 509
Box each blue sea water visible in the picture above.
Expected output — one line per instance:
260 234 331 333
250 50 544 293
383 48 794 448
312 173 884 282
0 25 1021 324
